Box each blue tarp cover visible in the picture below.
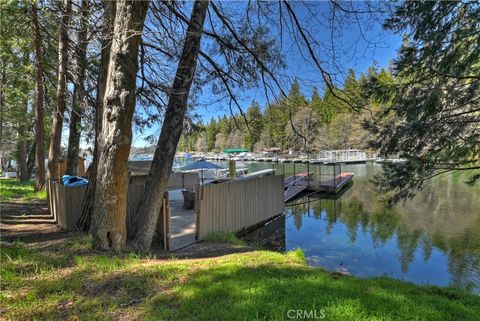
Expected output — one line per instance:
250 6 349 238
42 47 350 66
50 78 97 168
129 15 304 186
62 175 88 187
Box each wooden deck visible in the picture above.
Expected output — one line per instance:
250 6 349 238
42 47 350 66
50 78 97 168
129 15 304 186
284 171 310 186
284 172 354 201
308 172 354 193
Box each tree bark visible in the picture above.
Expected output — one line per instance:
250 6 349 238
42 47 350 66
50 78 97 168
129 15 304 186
47 0 71 180
90 0 149 251
77 0 116 232
18 108 29 181
31 2 46 191
27 139 35 179
18 52 29 181
66 0 89 176
131 0 209 252
0 59 4 153
18 98 30 181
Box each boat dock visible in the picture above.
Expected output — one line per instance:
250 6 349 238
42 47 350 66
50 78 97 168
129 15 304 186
284 172 310 202
200 149 374 164
281 164 354 202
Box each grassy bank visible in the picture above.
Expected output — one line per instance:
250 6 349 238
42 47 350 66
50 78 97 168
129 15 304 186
1 236 479 321
0 179 47 203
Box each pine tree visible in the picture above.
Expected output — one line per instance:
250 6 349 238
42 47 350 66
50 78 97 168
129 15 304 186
367 1 480 202
244 101 263 150
310 86 322 122
30 1 47 191
262 100 288 150
286 79 307 115
0 1 34 180
218 115 231 137
91 0 150 251
205 117 218 151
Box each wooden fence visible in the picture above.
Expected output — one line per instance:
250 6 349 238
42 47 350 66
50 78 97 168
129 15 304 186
126 181 170 249
129 172 198 190
47 171 195 249
48 171 284 248
47 180 87 231
57 157 85 177
195 174 285 240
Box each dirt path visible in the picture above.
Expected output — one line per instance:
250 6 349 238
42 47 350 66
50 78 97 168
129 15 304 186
1 201 50 217
0 201 256 260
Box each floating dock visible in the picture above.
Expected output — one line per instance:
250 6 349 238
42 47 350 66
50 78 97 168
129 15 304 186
282 164 354 202
200 149 373 164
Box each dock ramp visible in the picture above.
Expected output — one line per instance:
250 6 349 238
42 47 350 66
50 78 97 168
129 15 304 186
284 172 309 201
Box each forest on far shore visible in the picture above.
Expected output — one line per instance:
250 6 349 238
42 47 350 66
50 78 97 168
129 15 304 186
178 67 392 153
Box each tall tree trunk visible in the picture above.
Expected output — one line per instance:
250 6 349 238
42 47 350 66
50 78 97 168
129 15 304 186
77 0 116 232
131 0 209 252
18 107 29 181
0 59 4 153
17 51 30 181
90 0 149 251
47 0 71 180
27 139 35 178
66 0 89 176
18 52 29 181
31 2 46 191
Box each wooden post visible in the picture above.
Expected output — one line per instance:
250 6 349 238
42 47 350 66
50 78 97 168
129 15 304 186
164 191 170 250
47 180 54 218
195 184 200 240
228 160 236 179
307 160 310 187
318 163 321 185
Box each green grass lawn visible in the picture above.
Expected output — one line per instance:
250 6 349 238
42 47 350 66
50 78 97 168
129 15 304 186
1 235 479 321
0 179 47 202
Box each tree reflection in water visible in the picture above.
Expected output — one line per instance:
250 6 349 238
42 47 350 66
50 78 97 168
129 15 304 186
252 164 480 292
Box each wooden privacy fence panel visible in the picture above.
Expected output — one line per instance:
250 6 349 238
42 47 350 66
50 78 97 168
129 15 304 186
47 180 87 231
126 179 170 249
166 172 198 190
196 174 285 240
129 172 198 190
48 174 174 249
126 180 146 234
155 192 170 251
57 158 85 177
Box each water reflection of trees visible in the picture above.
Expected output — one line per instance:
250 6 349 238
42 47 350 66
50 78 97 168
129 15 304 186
446 230 480 291
287 172 480 290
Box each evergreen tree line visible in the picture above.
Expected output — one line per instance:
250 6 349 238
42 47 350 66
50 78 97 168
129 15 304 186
179 68 392 153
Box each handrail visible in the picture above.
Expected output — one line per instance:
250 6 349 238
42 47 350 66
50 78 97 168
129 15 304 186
284 175 307 197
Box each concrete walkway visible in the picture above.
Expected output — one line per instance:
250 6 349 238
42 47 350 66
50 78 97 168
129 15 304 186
168 190 196 250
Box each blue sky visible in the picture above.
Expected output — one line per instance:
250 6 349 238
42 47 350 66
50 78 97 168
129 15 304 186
194 32 401 122
130 2 403 147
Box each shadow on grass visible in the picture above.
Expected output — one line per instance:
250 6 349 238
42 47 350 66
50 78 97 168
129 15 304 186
1 251 185 321
143 263 480 321
2 224 479 321
4 250 478 321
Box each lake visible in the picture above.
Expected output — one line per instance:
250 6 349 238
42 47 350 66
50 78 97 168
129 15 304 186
239 162 480 293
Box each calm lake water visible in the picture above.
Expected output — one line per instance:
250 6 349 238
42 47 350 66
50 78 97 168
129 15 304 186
172 158 480 292
239 162 480 293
